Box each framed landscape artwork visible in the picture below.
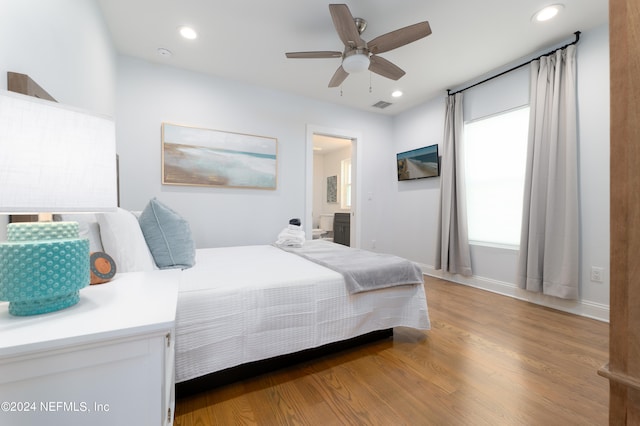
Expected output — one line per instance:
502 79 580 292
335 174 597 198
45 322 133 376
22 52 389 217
162 123 277 189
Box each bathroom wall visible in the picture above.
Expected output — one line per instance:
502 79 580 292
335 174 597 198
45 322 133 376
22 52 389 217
312 145 352 228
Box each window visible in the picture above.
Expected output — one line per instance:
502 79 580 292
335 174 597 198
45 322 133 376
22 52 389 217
340 158 352 209
464 106 529 247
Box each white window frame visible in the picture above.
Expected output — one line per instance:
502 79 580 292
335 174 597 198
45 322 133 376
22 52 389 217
340 158 351 209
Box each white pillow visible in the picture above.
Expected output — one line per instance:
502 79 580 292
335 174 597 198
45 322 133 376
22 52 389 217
97 208 157 272
57 213 104 253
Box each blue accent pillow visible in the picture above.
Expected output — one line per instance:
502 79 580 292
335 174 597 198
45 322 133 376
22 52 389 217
138 198 196 269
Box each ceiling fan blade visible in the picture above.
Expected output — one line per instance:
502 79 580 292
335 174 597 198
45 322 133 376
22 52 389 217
369 55 406 80
329 4 365 48
328 65 349 87
367 21 432 54
286 51 342 59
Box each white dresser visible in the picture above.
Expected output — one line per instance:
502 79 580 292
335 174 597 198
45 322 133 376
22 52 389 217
0 270 180 426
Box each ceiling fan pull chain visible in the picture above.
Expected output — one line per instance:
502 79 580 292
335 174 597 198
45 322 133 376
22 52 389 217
369 72 372 93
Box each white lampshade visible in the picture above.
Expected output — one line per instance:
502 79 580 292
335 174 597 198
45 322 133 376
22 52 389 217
0 90 118 316
342 53 371 74
0 90 117 213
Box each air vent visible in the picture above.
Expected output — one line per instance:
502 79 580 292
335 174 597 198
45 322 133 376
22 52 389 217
372 100 393 109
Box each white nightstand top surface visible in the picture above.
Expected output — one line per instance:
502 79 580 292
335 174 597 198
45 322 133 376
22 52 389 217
0 270 181 358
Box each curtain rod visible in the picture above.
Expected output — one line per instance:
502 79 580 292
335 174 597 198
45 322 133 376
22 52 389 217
447 31 581 97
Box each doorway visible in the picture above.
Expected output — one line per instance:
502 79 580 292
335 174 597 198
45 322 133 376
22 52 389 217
305 125 362 247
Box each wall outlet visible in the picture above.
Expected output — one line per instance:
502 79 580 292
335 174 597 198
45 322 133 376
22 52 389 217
590 266 604 283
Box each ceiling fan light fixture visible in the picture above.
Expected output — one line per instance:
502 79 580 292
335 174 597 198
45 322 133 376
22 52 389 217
286 5 432 88
342 52 370 73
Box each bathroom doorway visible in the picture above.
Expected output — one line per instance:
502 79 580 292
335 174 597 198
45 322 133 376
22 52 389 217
305 125 361 247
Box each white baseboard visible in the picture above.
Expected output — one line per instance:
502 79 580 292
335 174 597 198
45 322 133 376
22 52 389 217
420 264 609 323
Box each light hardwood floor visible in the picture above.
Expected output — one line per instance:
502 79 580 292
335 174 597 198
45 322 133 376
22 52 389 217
174 276 609 425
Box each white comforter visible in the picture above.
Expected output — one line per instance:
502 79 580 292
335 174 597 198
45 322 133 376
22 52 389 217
175 244 430 383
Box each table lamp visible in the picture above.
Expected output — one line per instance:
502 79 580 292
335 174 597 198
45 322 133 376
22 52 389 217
0 90 117 316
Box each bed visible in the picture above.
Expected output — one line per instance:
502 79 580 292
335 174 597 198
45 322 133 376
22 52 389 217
175 244 430 388
79 204 430 394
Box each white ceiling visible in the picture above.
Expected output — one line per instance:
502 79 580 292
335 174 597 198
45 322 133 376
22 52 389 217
97 0 608 116
313 134 351 153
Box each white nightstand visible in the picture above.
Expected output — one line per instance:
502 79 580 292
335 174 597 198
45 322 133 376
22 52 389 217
0 270 180 426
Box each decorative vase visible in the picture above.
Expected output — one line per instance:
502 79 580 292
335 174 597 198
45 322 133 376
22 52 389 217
0 221 89 316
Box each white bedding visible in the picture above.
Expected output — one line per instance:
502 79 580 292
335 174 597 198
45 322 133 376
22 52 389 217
175 244 430 383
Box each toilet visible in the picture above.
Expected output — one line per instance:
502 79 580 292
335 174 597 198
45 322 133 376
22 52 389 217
312 214 334 239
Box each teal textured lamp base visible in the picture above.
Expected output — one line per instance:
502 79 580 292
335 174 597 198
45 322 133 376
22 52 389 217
8 291 81 316
0 222 89 316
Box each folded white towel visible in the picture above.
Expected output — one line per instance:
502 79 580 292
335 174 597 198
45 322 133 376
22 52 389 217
275 224 306 247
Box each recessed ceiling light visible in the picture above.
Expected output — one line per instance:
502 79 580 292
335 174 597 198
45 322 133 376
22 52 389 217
533 4 564 22
179 26 197 40
391 90 403 98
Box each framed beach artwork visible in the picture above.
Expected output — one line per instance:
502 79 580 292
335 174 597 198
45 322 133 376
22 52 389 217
162 123 277 189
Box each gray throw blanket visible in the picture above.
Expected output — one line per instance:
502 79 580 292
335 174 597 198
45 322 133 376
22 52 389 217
278 240 423 294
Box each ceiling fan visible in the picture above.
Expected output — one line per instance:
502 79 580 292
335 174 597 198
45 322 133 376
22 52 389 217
285 4 432 87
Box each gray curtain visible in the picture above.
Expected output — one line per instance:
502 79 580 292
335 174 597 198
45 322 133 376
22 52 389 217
435 93 472 276
517 45 578 299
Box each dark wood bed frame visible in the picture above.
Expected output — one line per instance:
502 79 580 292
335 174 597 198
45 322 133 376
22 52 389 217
175 328 393 398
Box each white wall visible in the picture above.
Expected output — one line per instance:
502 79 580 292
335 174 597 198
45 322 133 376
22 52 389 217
0 0 117 240
115 56 393 249
575 24 610 309
388 25 610 321
312 147 351 228
0 0 117 115
312 154 325 228
383 97 445 261
311 146 352 237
